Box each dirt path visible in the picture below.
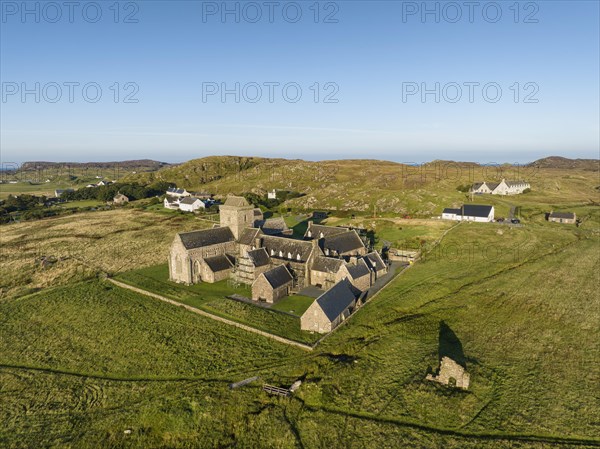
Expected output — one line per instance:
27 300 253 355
107 278 313 352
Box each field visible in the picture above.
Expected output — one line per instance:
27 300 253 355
1 158 599 448
116 264 320 344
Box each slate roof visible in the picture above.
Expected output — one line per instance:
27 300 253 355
505 180 529 187
238 227 262 246
179 196 202 205
321 230 365 254
257 217 289 235
262 265 293 289
246 248 270 267
203 254 234 273
164 195 179 204
314 279 357 322
471 182 485 190
364 252 386 272
178 227 235 250
262 235 314 262
224 196 250 207
549 212 575 219
461 205 493 218
345 259 371 279
442 208 461 215
305 224 348 239
486 183 500 191
312 256 345 273
167 187 187 195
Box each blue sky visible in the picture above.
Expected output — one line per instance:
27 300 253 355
1 0 599 164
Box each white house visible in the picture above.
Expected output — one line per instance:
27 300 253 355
178 197 205 212
267 189 277 200
164 196 180 210
442 205 494 222
166 187 191 198
471 179 530 195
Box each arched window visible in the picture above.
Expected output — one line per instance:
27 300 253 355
270 249 275 256
279 251 283 257
287 252 292 259
296 254 301 261
175 256 182 274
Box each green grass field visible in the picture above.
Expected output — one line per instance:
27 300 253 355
1 158 599 448
116 264 320 345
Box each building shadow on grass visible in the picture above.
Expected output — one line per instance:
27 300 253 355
438 320 467 368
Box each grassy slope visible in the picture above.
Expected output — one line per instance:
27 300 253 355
126 156 600 219
0 209 210 299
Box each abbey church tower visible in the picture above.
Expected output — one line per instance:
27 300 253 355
219 195 255 240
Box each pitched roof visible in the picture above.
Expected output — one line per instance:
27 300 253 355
114 193 128 200
253 208 263 217
314 279 357 321
345 259 371 279
238 227 262 246
257 217 289 235
167 187 187 194
322 230 365 254
224 195 250 207
442 208 461 215
312 256 344 273
262 265 293 289
486 183 500 191
179 196 202 205
246 248 270 267
364 252 386 272
178 227 235 250
262 235 314 262
461 205 493 218
305 223 348 239
471 182 485 190
164 195 179 204
549 212 575 219
203 254 234 272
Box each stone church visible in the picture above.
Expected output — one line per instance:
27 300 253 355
168 195 387 302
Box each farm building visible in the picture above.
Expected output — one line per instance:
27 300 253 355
179 197 205 212
300 279 358 333
164 196 180 209
113 193 129 205
252 265 293 303
166 187 191 198
548 212 576 224
442 205 494 222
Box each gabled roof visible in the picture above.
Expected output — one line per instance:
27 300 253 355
461 204 493 218
239 227 262 246
253 208 264 217
549 212 575 219
312 256 344 274
314 279 357 321
505 180 529 187
114 193 128 200
257 217 289 235
262 235 314 262
180 196 203 205
364 252 386 272
442 208 461 215
164 195 179 204
178 227 235 250
471 182 486 190
345 259 370 279
167 187 187 194
246 248 270 267
203 254 234 273
224 195 250 207
305 223 348 239
262 265 293 289
322 230 365 254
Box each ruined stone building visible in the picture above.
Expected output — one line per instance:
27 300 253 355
168 195 388 304
426 356 470 390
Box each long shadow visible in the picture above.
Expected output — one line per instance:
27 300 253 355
438 320 466 368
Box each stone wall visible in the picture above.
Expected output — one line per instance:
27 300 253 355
426 356 470 390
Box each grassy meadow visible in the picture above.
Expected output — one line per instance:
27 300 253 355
0 157 598 448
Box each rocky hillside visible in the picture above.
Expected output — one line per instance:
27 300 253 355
126 156 599 217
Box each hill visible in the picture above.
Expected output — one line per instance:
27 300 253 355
19 159 171 172
126 156 600 220
528 156 599 171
